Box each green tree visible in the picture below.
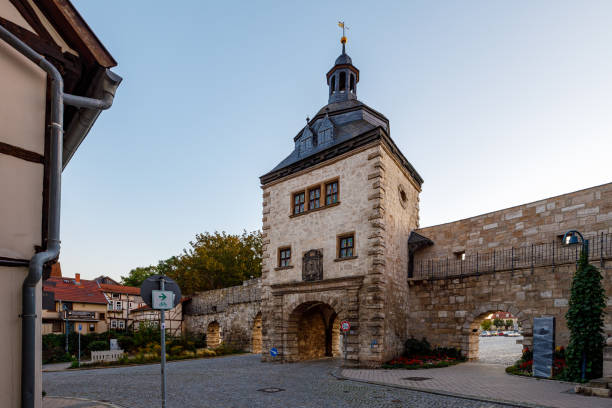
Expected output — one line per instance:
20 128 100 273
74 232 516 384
505 319 514 329
493 318 504 329
480 320 492 331
171 230 262 294
120 266 157 287
563 251 607 381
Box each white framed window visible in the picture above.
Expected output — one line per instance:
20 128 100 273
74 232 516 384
118 320 125 329
107 302 113 310
115 301 122 311
110 320 117 329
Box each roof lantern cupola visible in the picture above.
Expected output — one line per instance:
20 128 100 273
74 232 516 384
327 21 359 104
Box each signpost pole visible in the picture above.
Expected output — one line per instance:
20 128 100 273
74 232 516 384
78 325 81 368
160 276 166 408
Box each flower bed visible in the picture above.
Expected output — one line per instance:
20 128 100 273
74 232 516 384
382 355 462 369
382 337 466 369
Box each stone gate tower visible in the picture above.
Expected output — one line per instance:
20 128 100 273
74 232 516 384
259 37 423 367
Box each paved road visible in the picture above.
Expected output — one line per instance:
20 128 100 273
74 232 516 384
478 336 523 365
44 355 512 408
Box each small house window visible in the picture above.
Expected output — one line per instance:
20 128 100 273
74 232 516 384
339 72 346 92
99 313 105 320
118 320 125 329
279 247 291 267
455 251 466 261
293 192 305 214
107 302 113 311
112 293 120 299
308 187 321 210
111 320 117 329
325 181 339 205
89 324 95 332
52 321 62 333
338 234 355 258
115 301 122 311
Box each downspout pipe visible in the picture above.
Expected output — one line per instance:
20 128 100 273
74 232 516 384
0 24 114 408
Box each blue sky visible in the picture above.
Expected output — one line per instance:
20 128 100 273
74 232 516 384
64 1 612 281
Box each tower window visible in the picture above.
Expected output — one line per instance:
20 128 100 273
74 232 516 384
325 181 338 205
330 75 336 94
339 72 346 92
293 191 305 214
338 234 355 258
278 247 291 267
350 74 355 93
308 186 321 210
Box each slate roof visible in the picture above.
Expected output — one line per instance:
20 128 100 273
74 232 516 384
43 277 108 304
261 98 423 186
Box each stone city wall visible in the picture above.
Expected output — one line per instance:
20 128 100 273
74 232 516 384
184 279 262 351
407 259 612 359
415 183 612 260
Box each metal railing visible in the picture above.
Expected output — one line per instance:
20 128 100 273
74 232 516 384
411 232 611 280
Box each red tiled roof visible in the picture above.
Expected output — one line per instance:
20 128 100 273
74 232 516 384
99 283 141 296
43 277 108 304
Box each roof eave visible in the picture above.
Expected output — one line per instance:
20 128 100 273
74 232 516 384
62 68 122 168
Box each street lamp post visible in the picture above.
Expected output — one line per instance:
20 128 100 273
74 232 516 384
561 229 589 381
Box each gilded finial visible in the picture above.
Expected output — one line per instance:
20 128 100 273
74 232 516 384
338 21 349 52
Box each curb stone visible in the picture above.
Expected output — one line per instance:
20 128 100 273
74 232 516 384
44 396 129 407
331 367 557 408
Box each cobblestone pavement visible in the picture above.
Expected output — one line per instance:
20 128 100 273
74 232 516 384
44 355 513 408
343 362 611 408
478 336 523 365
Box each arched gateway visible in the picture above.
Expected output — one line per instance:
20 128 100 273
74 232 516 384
289 301 341 360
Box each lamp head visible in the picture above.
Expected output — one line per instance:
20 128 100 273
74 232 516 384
565 234 580 245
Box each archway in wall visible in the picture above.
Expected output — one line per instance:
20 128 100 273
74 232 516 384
288 301 339 360
468 310 523 364
251 312 262 354
206 321 221 348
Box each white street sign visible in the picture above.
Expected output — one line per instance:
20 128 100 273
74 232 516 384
152 290 174 310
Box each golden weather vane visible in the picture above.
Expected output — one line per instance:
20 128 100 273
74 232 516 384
338 21 349 45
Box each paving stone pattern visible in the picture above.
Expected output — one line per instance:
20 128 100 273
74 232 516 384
43 355 511 408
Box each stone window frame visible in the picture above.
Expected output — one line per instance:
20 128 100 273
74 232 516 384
276 246 293 270
289 177 340 218
335 232 358 261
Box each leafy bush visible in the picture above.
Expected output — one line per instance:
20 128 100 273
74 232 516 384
562 252 607 381
118 335 135 352
403 337 431 357
88 340 108 352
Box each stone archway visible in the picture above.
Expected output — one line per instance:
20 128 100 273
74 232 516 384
461 304 532 361
206 321 221 348
251 312 262 354
288 301 339 361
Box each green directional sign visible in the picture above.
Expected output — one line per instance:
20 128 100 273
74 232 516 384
152 290 174 310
